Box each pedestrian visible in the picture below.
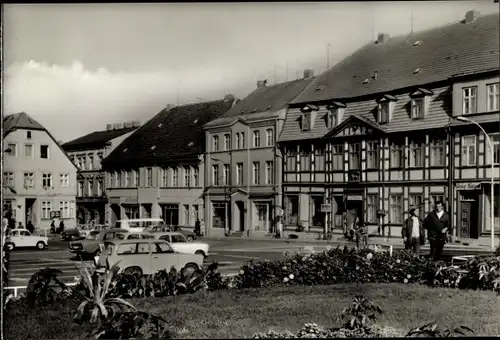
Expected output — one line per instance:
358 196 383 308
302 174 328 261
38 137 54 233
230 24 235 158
194 218 201 236
26 221 35 235
355 221 368 248
17 222 24 229
59 220 65 234
424 201 450 261
50 220 56 233
402 208 425 257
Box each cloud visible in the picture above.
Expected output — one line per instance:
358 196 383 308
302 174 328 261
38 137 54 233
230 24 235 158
4 60 252 142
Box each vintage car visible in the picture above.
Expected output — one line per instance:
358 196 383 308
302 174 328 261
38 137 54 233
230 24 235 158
69 228 150 257
115 218 165 231
62 224 109 241
95 239 204 276
4 229 49 251
146 231 209 258
145 225 197 241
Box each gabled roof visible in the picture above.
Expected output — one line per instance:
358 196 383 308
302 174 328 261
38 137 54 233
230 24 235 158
292 12 499 104
205 77 314 128
101 98 235 169
3 112 45 136
323 115 385 138
62 127 138 152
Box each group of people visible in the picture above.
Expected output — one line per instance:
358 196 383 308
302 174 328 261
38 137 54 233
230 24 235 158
2 215 35 234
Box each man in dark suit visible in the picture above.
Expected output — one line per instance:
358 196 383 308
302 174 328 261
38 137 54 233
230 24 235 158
424 201 451 261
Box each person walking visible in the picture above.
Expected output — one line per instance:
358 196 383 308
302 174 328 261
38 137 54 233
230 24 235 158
59 220 65 234
402 208 425 257
424 201 450 261
50 220 56 234
194 218 201 237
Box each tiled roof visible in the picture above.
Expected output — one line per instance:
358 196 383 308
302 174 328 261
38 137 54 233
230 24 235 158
292 12 499 104
205 77 314 128
279 86 451 142
3 112 45 136
101 98 235 169
62 127 138 152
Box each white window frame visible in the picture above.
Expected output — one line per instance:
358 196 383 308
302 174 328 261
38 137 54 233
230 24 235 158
97 179 103 196
184 167 192 187
223 164 230 185
6 143 17 157
172 168 178 186
134 170 139 187
59 201 70 218
240 132 245 149
41 201 52 219
24 144 33 158
486 133 500 165
24 172 35 188
252 161 260 185
487 83 499 112
235 133 241 149
59 173 70 187
116 171 121 187
212 135 219 151
3 172 15 188
253 130 261 148
411 98 425 119
265 161 274 185
87 179 93 196
146 168 153 187
42 173 53 188
124 171 130 187
193 167 199 186
236 163 243 185
461 135 476 166
212 165 219 186
377 102 391 123
266 128 274 146
78 180 84 197
328 108 338 128
462 86 477 114
301 113 311 131
224 134 231 150
88 154 94 170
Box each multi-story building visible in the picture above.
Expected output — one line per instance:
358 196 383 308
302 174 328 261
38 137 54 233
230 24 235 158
101 96 237 227
279 10 499 244
62 122 139 225
203 73 314 237
3 112 78 231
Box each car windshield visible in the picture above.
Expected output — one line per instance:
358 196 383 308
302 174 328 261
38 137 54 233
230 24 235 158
86 232 100 240
115 233 126 240
171 235 187 243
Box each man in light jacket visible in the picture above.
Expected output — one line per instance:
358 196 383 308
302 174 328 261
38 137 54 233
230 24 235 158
402 208 425 257
424 201 451 261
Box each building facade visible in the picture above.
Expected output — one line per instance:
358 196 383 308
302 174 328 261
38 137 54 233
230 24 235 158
101 97 236 227
62 122 139 225
203 75 314 237
279 11 499 244
3 112 78 231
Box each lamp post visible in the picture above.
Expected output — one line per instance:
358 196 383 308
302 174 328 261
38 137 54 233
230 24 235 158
456 116 496 250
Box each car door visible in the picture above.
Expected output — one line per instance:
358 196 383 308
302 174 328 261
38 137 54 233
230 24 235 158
115 242 138 272
9 230 20 246
18 230 31 247
135 242 152 274
151 242 177 272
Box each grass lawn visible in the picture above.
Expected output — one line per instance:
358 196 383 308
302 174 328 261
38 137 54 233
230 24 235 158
5 284 500 339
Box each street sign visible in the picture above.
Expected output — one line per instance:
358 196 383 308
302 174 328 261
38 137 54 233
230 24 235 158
50 211 61 219
321 204 332 213
456 182 481 190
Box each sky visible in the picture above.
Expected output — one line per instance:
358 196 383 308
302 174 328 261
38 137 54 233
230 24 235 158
3 2 499 143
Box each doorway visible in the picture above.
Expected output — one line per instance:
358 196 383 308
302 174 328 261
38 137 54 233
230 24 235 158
236 201 245 232
345 200 363 231
459 191 479 239
25 198 36 226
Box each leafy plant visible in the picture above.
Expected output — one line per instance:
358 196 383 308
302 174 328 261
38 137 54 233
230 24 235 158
339 295 383 332
73 262 137 325
26 268 71 306
406 322 474 337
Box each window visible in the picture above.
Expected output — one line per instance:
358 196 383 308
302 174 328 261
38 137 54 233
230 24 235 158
462 87 477 114
265 161 274 184
378 102 390 123
154 242 174 254
6 144 16 157
116 171 121 187
87 179 94 196
389 195 403 224
78 181 84 197
117 244 137 255
240 132 245 149
366 195 378 223
224 134 231 150
302 113 311 131
193 167 199 186
430 138 446 167
146 168 153 187
26 131 32 139
172 168 178 186
286 149 297 172
486 133 500 165
40 145 49 159
366 141 379 169
390 140 404 168
97 179 103 196
328 108 339 128
59 173 70 187
97 152 104 168
42 173 53 188
253 162 260 185
349 143 361 170
223 164 230 185
3 172 14 188
253 130 261 147
137 243 151 254
193 205 199 220
162 204 179 225
461 135 476 166
161 168 168 187
332 144 344 171
41 201 52 219
300 149 311 171
212 165 219 186
411 98 424 119
59 201 70 218
184 167 191 187
184 204 190 224
24 172 34 188
24 144 33 157
430 195 445 210
266 128 274 146
315 146 325 171
172 234 187 243
124 205 139 219
487 83 499 112
235 133 241 149
127 234 140 240
409 138 424 167
124 171 130 187
212 135 219 151
409 194 424 219
236 163 243 185
134 170 139 187
88 154 94 170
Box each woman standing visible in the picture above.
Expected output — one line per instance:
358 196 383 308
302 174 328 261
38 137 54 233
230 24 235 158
402 208 425 257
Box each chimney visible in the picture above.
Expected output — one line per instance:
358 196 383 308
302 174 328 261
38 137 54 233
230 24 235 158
464 10 480 24
113 123 123 130
303 69 314 79
106 124 113 131
166 104 176 110
123 121 133 128
376 33 390 44
224 94 235 102
257 80 267 88
132 121 140 127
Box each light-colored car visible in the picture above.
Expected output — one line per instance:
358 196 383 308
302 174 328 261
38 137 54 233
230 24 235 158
96 239 204 276
145 225 198 241
147 231 209 258
69 228 151 256
4 229 49 251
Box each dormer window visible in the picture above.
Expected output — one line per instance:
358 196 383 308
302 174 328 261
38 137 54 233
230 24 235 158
409 88 433 120
376 94 397 124
326 102 346 128
302 113 312 131
300 104 318 132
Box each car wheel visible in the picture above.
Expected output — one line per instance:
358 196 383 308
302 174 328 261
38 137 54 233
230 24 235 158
195 250 206 258
186 235 194 242
5 243 14 251
182 263 199 277
36 241 46 250
124 266 142 276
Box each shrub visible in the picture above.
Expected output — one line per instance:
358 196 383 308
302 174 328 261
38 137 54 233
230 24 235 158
406 322 474 337
26 268 72 306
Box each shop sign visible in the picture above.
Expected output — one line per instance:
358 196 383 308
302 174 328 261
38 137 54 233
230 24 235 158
456 183 481 190
50 211 61 219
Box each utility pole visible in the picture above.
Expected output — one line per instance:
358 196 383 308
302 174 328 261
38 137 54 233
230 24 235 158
327 43 331 69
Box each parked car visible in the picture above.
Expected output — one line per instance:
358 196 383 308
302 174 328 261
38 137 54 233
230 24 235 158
147 231 209 258
79 224 109 238
69 228 150 257
116 218 165 231
4 229 48 251
62 224 109 241
145 225 197 241
95 239 204 276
